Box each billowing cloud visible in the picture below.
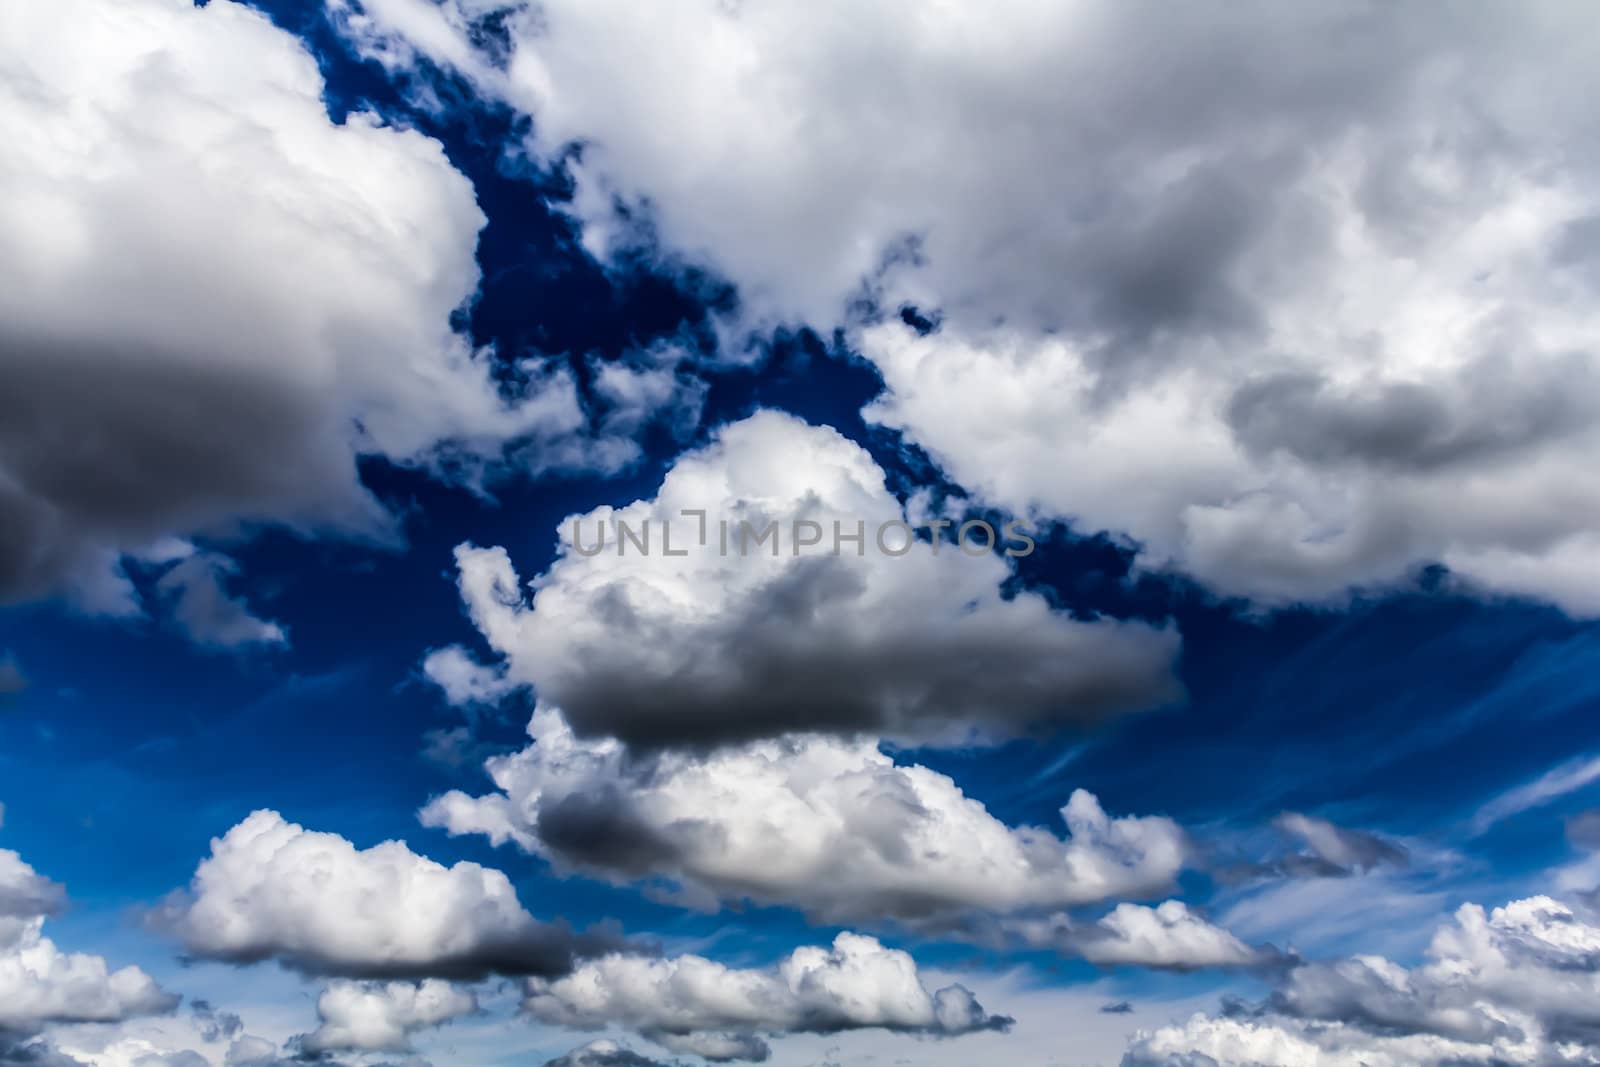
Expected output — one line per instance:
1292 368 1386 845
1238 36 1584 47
302 980 477 1054
432 410 1180 749
1123 894 1600 1066
341 0 1600 614
1006 901 1276 972
0 0 667 617
421 706 1188 923
0 849 176 1041
159 809 621 979
525 932 1009 1063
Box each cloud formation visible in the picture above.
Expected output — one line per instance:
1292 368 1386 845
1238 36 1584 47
431 411 1180 749
0 0 660 617
541 1042 670 1067
525 932 1009 1063
421 706 1188 923
1006 901 1277 972
343 0 1600 614
160 810 620 979
1269 813 1409 878
155 553 287 650
302 980 477 1054
1123 894 1600 1066
0 848 176 1042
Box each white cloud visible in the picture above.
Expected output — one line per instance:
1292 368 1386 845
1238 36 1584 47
1470 752 1600 836
303 980 477 1054
433 410 1180 749
160 809 619 979
1122 1013 1536 1067
421 705 1188 923
525 932 1008 1063
0 848 176 1041
1124 893 1600 1066
1007 901 1273 971
48 999 292 1067
0 0 657 617
340 0 1600 614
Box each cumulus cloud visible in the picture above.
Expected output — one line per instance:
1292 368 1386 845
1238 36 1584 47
0 849 176 1042
525 932 1009 1063
1123 894 1600 1066
341 0 1600 614
1006 901 1277 972
46 1003 293 1067
302 980 477 1054
0 0 667 617
158 809 621 979
421 705 1187 923
541 1042 669 1067
432 410 1180 749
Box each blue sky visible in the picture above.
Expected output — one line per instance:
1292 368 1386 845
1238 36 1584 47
5 2 1600 1066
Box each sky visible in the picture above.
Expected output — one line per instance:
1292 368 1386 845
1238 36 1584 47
3 1 1600 1065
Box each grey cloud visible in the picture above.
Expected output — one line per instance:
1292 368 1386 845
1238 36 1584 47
441 412 1182 753
156 553 287 650
542 1043 674 1067
1269 813 1408 879
1569 810 1600 850
423 709 1190 925
1226 358 1600 475
0 0 676 622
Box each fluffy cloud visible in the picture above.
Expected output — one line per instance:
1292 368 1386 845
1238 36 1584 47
1121 1013 1540 1067
0 849 176 1042
159 809 619 979
341 0 1600 613
1006 901 1276 972
421 706 1188 923
0 0 660 616
431 410 1180 749
302 980 477 1054
1123 894 1600 1066
47 1001 293 1067
525 932 1009 1063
